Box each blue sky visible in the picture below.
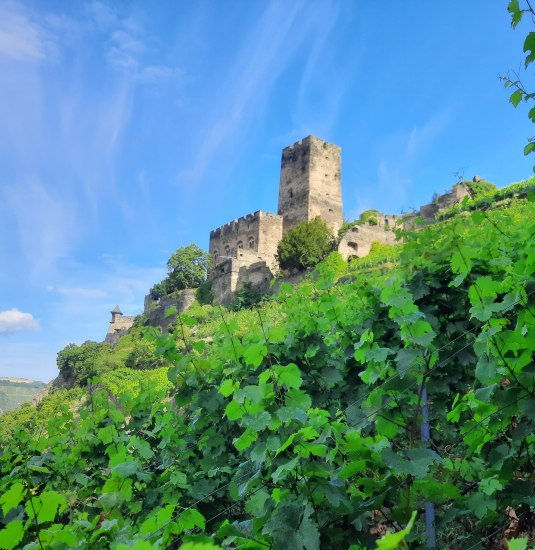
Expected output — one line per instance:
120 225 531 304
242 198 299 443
0 0 533 382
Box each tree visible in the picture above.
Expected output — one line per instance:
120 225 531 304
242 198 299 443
150 244 209 299
502 1 535 168
277 217 335 271
56 341 111 386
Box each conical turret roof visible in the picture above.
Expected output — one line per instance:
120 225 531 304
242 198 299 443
111 305 123 315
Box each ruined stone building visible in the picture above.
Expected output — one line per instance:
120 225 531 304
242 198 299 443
107 136 476 337
105 305 136 344
209 135 347 304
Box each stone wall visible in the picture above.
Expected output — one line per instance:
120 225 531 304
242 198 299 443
338 222 397 261
209 210 283 276
278 136 343 234
210 249 275 306
419 183 469 220
105 315 136 344
143 289 196 332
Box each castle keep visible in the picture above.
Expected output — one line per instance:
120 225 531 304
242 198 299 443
209 136 344 305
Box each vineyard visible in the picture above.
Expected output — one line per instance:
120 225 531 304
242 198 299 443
0 191 534 549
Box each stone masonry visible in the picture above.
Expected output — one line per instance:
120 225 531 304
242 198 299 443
278 136 343 234
338 215 398 261
105 306 136 344
209 135 344 305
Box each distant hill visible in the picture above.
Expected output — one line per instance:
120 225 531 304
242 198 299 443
0 378 47 414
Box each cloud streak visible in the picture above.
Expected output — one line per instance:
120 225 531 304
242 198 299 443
0 1 59 62
178 0 342 185
0 309 39 334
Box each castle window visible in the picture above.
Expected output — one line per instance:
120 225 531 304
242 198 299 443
348 242 358 251
288 189 293 198
213 251 218 262
248 238 255 249
225 246 230 256
237 241 243 249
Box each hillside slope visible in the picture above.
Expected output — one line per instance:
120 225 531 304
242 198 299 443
0 378 46 414
0 185 533 549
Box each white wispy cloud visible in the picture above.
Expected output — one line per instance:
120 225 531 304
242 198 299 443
86 1 182 82
0 1 59 62
1 181 78 275
178 0 343 185
0 309 39 334
46 286 108 298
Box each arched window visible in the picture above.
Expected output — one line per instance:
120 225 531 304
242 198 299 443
224 246 230 256
213 251 218 263
248 238 255 249
237 241 243 249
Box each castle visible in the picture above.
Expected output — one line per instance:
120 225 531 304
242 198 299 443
207 135 406 305
106 135 471 335
208 136 348 304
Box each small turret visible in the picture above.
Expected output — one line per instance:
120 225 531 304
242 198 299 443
110 305 123 324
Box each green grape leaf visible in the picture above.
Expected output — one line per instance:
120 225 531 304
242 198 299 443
508 538 529 550
0 482 25 515
510 89 523 107
274 363 302 389
0 521 24 550
375 511 417 549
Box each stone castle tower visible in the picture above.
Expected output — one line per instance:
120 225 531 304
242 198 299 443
208 135 343 304
278 135 342 234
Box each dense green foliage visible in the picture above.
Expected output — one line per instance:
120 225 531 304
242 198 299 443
438 177 535 220
464 179 498 199
359 209 380 225
229 282 264 311
1 193 533 548
57 341 112 386
278 217 335 271
56 327 167 387
150 244 209 300
195 281 214 306
0 388 85 444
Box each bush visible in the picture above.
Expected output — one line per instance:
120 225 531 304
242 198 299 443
196 280 214 305
277 217 335 271
359 209 381 225
56 341 112 386
313 251 347 282
464 179 497 199
150 244 209 299
229 282 264 311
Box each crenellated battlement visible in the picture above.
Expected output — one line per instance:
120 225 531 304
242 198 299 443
210 210 265 238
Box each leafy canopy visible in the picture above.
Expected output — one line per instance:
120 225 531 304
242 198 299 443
56 340 112 386
277 217 335 270
150 244 209 299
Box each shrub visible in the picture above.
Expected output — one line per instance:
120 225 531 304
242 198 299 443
229 282 264 311
196 280 214 305
56 341 112 386
150 244 209 299
464 179 498 199
277 217 335 271
359 209 381 225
